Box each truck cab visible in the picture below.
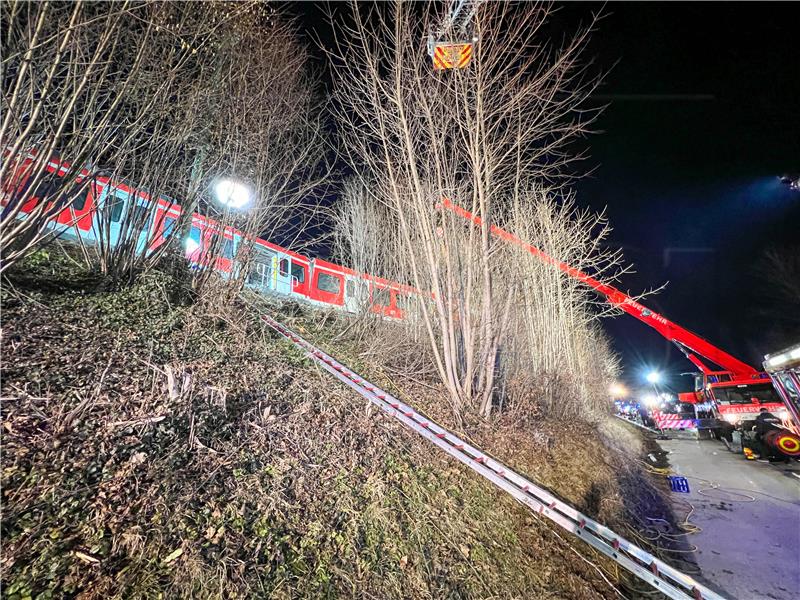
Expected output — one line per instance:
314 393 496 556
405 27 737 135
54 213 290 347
678 372 789 438
707 380 788 427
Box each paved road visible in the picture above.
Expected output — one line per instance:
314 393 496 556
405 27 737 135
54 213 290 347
658 437 800 600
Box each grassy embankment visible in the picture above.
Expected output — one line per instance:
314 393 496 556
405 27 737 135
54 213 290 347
1 250 681 599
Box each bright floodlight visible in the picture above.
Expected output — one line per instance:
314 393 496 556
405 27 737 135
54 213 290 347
645 370 661 384
214 178 251 209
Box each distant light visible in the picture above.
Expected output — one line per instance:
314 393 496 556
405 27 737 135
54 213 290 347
185 238 200 253
214 178 251 209
645 370 662 384
609 383 628 398
779 174 800 192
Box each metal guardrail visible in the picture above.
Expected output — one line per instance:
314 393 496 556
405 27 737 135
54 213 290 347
614 414 663 434
262 314 728 600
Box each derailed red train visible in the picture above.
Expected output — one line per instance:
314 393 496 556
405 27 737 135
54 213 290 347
1 154 412 318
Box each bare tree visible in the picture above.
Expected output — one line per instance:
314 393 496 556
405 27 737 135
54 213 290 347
85 1 222 284
80 2 328 290
189 4 328 297
1 1 327 288
0 1 174 272
498 188 625 420
330 1 609 416
333 179 385 280
751 245 800 352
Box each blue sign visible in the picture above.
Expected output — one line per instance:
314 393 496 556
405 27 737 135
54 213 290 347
668 476 690 493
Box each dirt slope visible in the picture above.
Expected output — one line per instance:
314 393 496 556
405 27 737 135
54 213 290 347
1 253 678 599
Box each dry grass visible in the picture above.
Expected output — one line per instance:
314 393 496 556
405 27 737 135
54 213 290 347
1 251 642 599
287 306 699 595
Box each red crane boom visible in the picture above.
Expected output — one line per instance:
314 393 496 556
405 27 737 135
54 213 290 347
439 198 759 379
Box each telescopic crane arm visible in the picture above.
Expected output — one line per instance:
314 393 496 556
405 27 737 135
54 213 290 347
439 198 760 379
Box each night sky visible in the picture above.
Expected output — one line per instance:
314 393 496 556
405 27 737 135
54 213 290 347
562 2 800 390
291 2 800 392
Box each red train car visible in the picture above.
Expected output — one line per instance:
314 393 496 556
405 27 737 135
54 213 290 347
4 151 422 322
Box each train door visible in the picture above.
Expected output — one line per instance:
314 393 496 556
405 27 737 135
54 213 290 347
344 277 369 313
245 245 272 291
290 260 309 297
246 246 292 295
275 257 292 295
97 185 152 254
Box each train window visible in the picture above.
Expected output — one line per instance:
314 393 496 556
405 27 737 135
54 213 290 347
32 175 59 202
56 184 89 212
317 272 341 294
32 176 57 201
55 187 89 212
132 205 152 232
373 287 391 306
35 175 89 211
222 238 234 259
291 263 305 283
109 193 125 223
162 216 176 239
210 235 234 259
346 280 355 297
279 258 289 276
73 188 88 211
72 187 89 212
186 226 202 253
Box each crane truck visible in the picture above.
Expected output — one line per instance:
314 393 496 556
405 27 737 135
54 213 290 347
438 198 800 458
